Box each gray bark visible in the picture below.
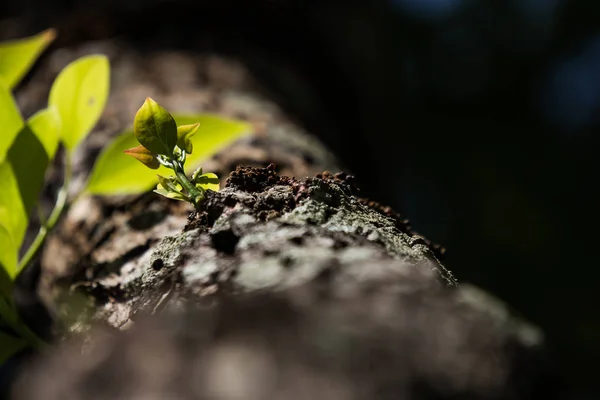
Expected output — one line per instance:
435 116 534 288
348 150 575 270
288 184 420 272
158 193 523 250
15 166 555 400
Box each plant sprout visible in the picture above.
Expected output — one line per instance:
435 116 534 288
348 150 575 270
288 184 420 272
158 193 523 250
125 98 219 206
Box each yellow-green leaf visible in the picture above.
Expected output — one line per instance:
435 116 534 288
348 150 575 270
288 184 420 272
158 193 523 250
48 55 109 150
195 172 220 193
0 223 17 289
0 28 56 89
28 107 61 160
124 145 159 169
85 114 251 195
156 174 181 193
154 186 189 202
0 162 27 250
176 123 200 154
133 98 177 156
0 83 24 162
0 108 61 251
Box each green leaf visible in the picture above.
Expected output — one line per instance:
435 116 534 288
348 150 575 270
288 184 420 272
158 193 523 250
124 145 159 169
0 108 61 251
0 83 24 162
156 174 182 194
133 98 177 156
191 167 203 181
154 176 188 202
85 114 251 195
176 123 200 154
195 172 220 193
0 329 29 367
0 293 43 348
48 55 109 150
153 186 189 202
0 163 27 250
0 28 56 89
0 295 17 326
28 107 61 160
0 223 17 289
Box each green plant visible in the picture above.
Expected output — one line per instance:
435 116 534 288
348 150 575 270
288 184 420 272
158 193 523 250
0 29 110 362
0 29 56 90
85 113 247 196
0 31 251 366
124 98 219 206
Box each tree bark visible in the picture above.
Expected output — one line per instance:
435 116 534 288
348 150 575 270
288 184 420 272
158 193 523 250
16 165 558 400
10 39 559 400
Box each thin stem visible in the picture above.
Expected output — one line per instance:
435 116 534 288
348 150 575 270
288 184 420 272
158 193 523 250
18 151 72 272
172 161 203 205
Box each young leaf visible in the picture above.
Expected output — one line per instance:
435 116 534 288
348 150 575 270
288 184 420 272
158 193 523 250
133 98 178 156
176 123 200 154
194 172 220 193
85 114 251 195
0 108 61 249
156 174 182 194
48 55 109 150
124 145 160 169
0 84 24 162
154 185 189 202
0 28 56 89
191 167 203 181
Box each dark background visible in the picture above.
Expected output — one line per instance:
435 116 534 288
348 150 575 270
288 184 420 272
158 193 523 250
1 0 598 397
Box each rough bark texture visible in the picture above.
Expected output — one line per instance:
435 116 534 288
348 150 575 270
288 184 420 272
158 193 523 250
72 165 454 330
13 166 558 400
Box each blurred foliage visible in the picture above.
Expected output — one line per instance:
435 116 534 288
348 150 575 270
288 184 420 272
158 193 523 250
0 29 109 367
0 28 54 90
1 0 599 396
